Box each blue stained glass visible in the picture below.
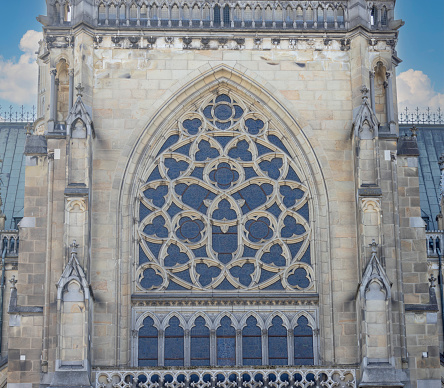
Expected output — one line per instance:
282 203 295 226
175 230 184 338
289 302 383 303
191 317 210 366
288 241 303 259
174 143 192 156
196 263 221 286
215 121 231 130
217 317 236 366
213 199 237 220
294 316 314 365
175 184 216 214
255 143 274 156
183 118 202 135
215 278 236 290
165 317 184 366
176 217 204 243
233 184 273 214
144 216 168 238
298 202 310 222
288 268 310 288
214 136 234 148
242 246 257 257
146 241 163 258
285 166 301 182
138 317 158 366
300 245 311 264
214 104 232 121
258 269 276 283
242 316 262 366
167 203 182 218
139 245 149 265
191 167 204 180
230 263 254 286
157 134 179 156
209 163 239 189
139 203 152 220
280 186 304 208
261 245 286 266
195 140 220 161
266 203 282 218
268 316 288 365
144 185 168 208
141 268 163 289
281 216 306 238
212 225 238 263
246 217 273 243
166 281 188 290
192 246 207 258
244 167 258 179
173 269 193 283
147 166 162 182
228 140 252 161
234 105 244 119
203 105 213 119
259 158 283 179
164 244 189 266
164 158 188 179
215 94 231 103
245 118 264 135
268 135 290 155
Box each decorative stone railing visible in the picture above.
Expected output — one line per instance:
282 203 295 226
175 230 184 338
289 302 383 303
95 0 349 30
426 231 444 258
0 231 19 258
96 368 357 388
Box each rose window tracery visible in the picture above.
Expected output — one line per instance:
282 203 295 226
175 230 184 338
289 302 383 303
137 92 313 292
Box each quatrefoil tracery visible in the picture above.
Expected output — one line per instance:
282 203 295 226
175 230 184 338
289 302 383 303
137 92 313 292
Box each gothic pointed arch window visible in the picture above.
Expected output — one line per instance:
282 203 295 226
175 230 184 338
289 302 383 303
135 88 316 367
190 316 211 366
137 91 312 293
138 316 158 366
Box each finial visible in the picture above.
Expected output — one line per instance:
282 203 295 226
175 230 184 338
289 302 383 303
369 239 378 253
360 85 369 102
429 274 437 288
25 123 32 135
9 275 17 289
75 83 84 97
410 125 417 138
70 240 79 254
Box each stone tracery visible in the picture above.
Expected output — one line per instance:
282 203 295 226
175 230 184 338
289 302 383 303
137 92 313 292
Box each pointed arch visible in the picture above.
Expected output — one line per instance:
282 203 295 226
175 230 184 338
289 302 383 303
114 63 335 365
239 311 265 330
135 311 162 331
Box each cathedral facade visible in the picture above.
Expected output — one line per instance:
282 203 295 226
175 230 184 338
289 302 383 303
5 0 441 387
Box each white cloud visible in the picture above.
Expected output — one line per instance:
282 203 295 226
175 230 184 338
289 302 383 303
397 69 444 112
0 30 42 106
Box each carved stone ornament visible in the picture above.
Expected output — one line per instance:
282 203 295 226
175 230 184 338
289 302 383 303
340 38 351 51
66 197 87 213
361 198 381 213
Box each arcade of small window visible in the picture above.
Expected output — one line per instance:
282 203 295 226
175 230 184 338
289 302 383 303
137 92 313 292
138 312 315 367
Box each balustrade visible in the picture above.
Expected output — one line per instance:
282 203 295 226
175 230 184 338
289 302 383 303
96 368 357 388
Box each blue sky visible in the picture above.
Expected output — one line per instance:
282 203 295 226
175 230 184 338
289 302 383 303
0 0 443 114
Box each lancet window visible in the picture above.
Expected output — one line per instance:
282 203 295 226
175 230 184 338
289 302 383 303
137 311 315 366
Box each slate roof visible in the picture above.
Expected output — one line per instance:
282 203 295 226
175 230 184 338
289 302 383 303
0 123 27 230
400 124 444 230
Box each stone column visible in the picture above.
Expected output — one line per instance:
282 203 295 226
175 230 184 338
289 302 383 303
48 69 57 131
68 69 74 113
261 328 268 365
184 329 190 366
210 329 216 365
235 329 242 366
287 328 294 365
385 71 396 132
369 71 376 113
